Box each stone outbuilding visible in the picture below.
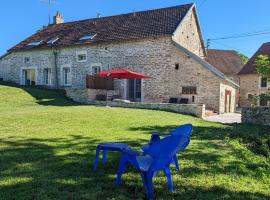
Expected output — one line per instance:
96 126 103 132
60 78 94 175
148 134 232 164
0 3 238 113
238 42 270 107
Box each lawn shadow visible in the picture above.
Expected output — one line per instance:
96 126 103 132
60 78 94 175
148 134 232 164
0 82 80 106
0 134 152 199
1 129 269 199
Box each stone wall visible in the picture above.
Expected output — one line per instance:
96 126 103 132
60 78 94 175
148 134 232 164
172 7 205 58
65 88 205 118
239 74 269 107
170 44 238 113
242 107 270 126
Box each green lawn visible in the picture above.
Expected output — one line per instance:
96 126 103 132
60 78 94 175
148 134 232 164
0 84 269 200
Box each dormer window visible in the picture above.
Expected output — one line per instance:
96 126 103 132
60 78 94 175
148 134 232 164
27 41 42 46
47 37 59 44
79 34 95 41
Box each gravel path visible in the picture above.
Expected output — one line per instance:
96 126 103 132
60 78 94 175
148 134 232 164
204 113 241 124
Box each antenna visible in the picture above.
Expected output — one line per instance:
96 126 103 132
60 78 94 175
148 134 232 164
40 0 57 24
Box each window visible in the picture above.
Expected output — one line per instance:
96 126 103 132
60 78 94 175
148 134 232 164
47 37 59 44
247 94 254 99
182 86 197 94
92 66 101 75
44 68 52 85
79 34 95 41
27 41 42 46
76 51 87 62
260 77 268 88
175 63 179 70
62 67 71 86
24 57 31 64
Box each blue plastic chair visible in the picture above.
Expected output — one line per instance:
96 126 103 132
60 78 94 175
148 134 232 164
116 134 190 199
141 124 193 171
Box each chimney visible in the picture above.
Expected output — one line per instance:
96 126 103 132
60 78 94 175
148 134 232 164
54 11 64 24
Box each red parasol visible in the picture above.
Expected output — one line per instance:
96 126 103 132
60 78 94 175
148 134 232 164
96 69 151 79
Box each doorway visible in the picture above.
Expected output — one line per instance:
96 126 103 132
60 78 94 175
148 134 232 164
22 69 36 85
224 90 231 113
127 79 141 102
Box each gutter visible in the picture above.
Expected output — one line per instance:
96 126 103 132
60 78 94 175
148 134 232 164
53 51 59 88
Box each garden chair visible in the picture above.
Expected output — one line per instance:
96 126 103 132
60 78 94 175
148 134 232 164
116 134 190 199
141 124 193 171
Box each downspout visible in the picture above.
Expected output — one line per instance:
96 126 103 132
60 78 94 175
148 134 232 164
53 51 59 88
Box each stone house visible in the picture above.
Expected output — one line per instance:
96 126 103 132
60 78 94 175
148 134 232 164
238 42 270 107
0 3 238 113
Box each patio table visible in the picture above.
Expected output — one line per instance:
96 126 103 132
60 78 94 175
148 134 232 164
93 142 130 171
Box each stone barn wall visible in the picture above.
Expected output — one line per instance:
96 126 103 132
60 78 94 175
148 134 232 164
242 107 270 126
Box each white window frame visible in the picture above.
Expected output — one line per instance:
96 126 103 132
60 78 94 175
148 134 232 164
47 37 59 44
61 64 72 86
76 51 87 62
43 68 52 85
91 63 102 75
27 40 42 46
20 67 37 85
259 77 268 88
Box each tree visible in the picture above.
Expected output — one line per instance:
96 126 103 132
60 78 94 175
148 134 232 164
255 55 270 76
253 54 270 107
238 52 249 64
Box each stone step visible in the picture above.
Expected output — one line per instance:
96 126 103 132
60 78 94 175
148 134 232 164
204 110 217 117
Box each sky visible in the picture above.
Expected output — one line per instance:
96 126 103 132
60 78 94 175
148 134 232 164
1 0 270 57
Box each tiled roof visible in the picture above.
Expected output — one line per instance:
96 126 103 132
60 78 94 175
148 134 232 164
9 4 193 52
238 42 270 75
206 49 244 75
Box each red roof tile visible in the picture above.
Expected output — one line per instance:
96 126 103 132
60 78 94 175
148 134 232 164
9 4 193 52
238 42 270 75
206 49 244 75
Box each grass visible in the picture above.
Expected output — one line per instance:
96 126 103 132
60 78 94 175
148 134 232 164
0 83 269 200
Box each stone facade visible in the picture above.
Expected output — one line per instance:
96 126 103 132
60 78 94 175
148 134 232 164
172 8 205 58
0 6 238 114
242 107 270 126
170 45 237 113
239 74 270 107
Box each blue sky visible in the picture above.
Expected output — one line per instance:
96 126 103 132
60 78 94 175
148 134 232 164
1 0 269 57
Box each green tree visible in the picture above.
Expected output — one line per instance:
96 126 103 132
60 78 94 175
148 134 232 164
254 54 270 106
255 55 270 76
238 52 249 64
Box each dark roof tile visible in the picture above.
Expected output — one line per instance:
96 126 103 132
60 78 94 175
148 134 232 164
206 49 244 75
9 4 193 52
238 42 270 75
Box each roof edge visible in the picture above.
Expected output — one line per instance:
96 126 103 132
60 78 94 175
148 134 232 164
172 3 207 57
0 52 10 60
